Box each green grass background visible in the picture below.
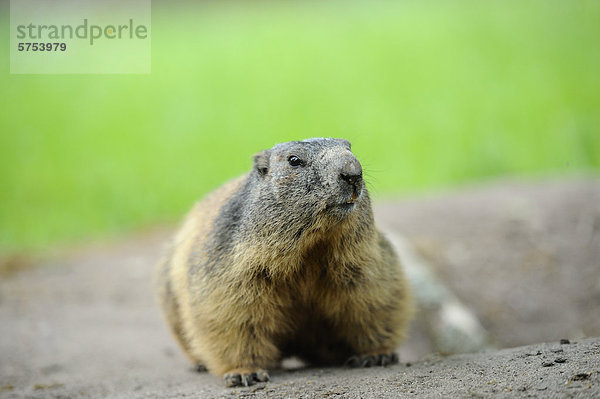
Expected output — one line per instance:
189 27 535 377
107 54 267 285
1 0 599 254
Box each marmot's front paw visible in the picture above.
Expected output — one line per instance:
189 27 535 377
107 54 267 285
223 368 270 387
345 352 399 368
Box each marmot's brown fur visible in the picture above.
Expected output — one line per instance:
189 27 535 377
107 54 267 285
155 138 412 387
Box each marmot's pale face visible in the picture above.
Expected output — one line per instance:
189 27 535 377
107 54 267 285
253 138 365 223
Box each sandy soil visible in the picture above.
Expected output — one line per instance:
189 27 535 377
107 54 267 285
1 177 599 398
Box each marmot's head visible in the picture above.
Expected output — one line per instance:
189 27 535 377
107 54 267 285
252 138 366 224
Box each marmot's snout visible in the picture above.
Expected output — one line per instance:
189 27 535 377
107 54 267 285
325 152 364 215
339 155 363 203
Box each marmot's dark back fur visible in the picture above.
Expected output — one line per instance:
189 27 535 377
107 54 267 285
155 138 412 387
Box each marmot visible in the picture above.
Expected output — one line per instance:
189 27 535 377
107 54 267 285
155 138 412 387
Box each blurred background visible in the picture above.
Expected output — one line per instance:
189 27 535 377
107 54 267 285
1 0 599 255
1 3 600 394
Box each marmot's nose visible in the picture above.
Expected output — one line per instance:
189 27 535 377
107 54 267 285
339 157 363 185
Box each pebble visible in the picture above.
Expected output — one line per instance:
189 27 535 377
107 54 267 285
572 373 591 381
525 351 542 357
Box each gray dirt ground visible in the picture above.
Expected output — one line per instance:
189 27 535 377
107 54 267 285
1 177 599 398
378 177 600 357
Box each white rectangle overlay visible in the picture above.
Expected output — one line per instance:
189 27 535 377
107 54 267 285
10 0 151 74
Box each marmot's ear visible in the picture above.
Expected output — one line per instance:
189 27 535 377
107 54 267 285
254 150 270 176
336 139 351 150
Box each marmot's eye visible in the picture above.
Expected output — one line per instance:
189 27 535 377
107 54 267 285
288 156 305 167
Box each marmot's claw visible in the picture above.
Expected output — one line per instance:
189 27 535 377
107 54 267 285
224 369 270 387
224 373 241 387
361 356 376 367
379 354 391 366
345 352 399 368
253 369 271 382
378 353 399 366
344 355 361 367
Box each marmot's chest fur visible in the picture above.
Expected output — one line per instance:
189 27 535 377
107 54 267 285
155 138 412 387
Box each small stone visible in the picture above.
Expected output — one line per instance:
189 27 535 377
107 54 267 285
571 373 591 381
554 357 567 364
551 348 564 353
542 362 554 367
560 339 570 345
525 351 542 357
